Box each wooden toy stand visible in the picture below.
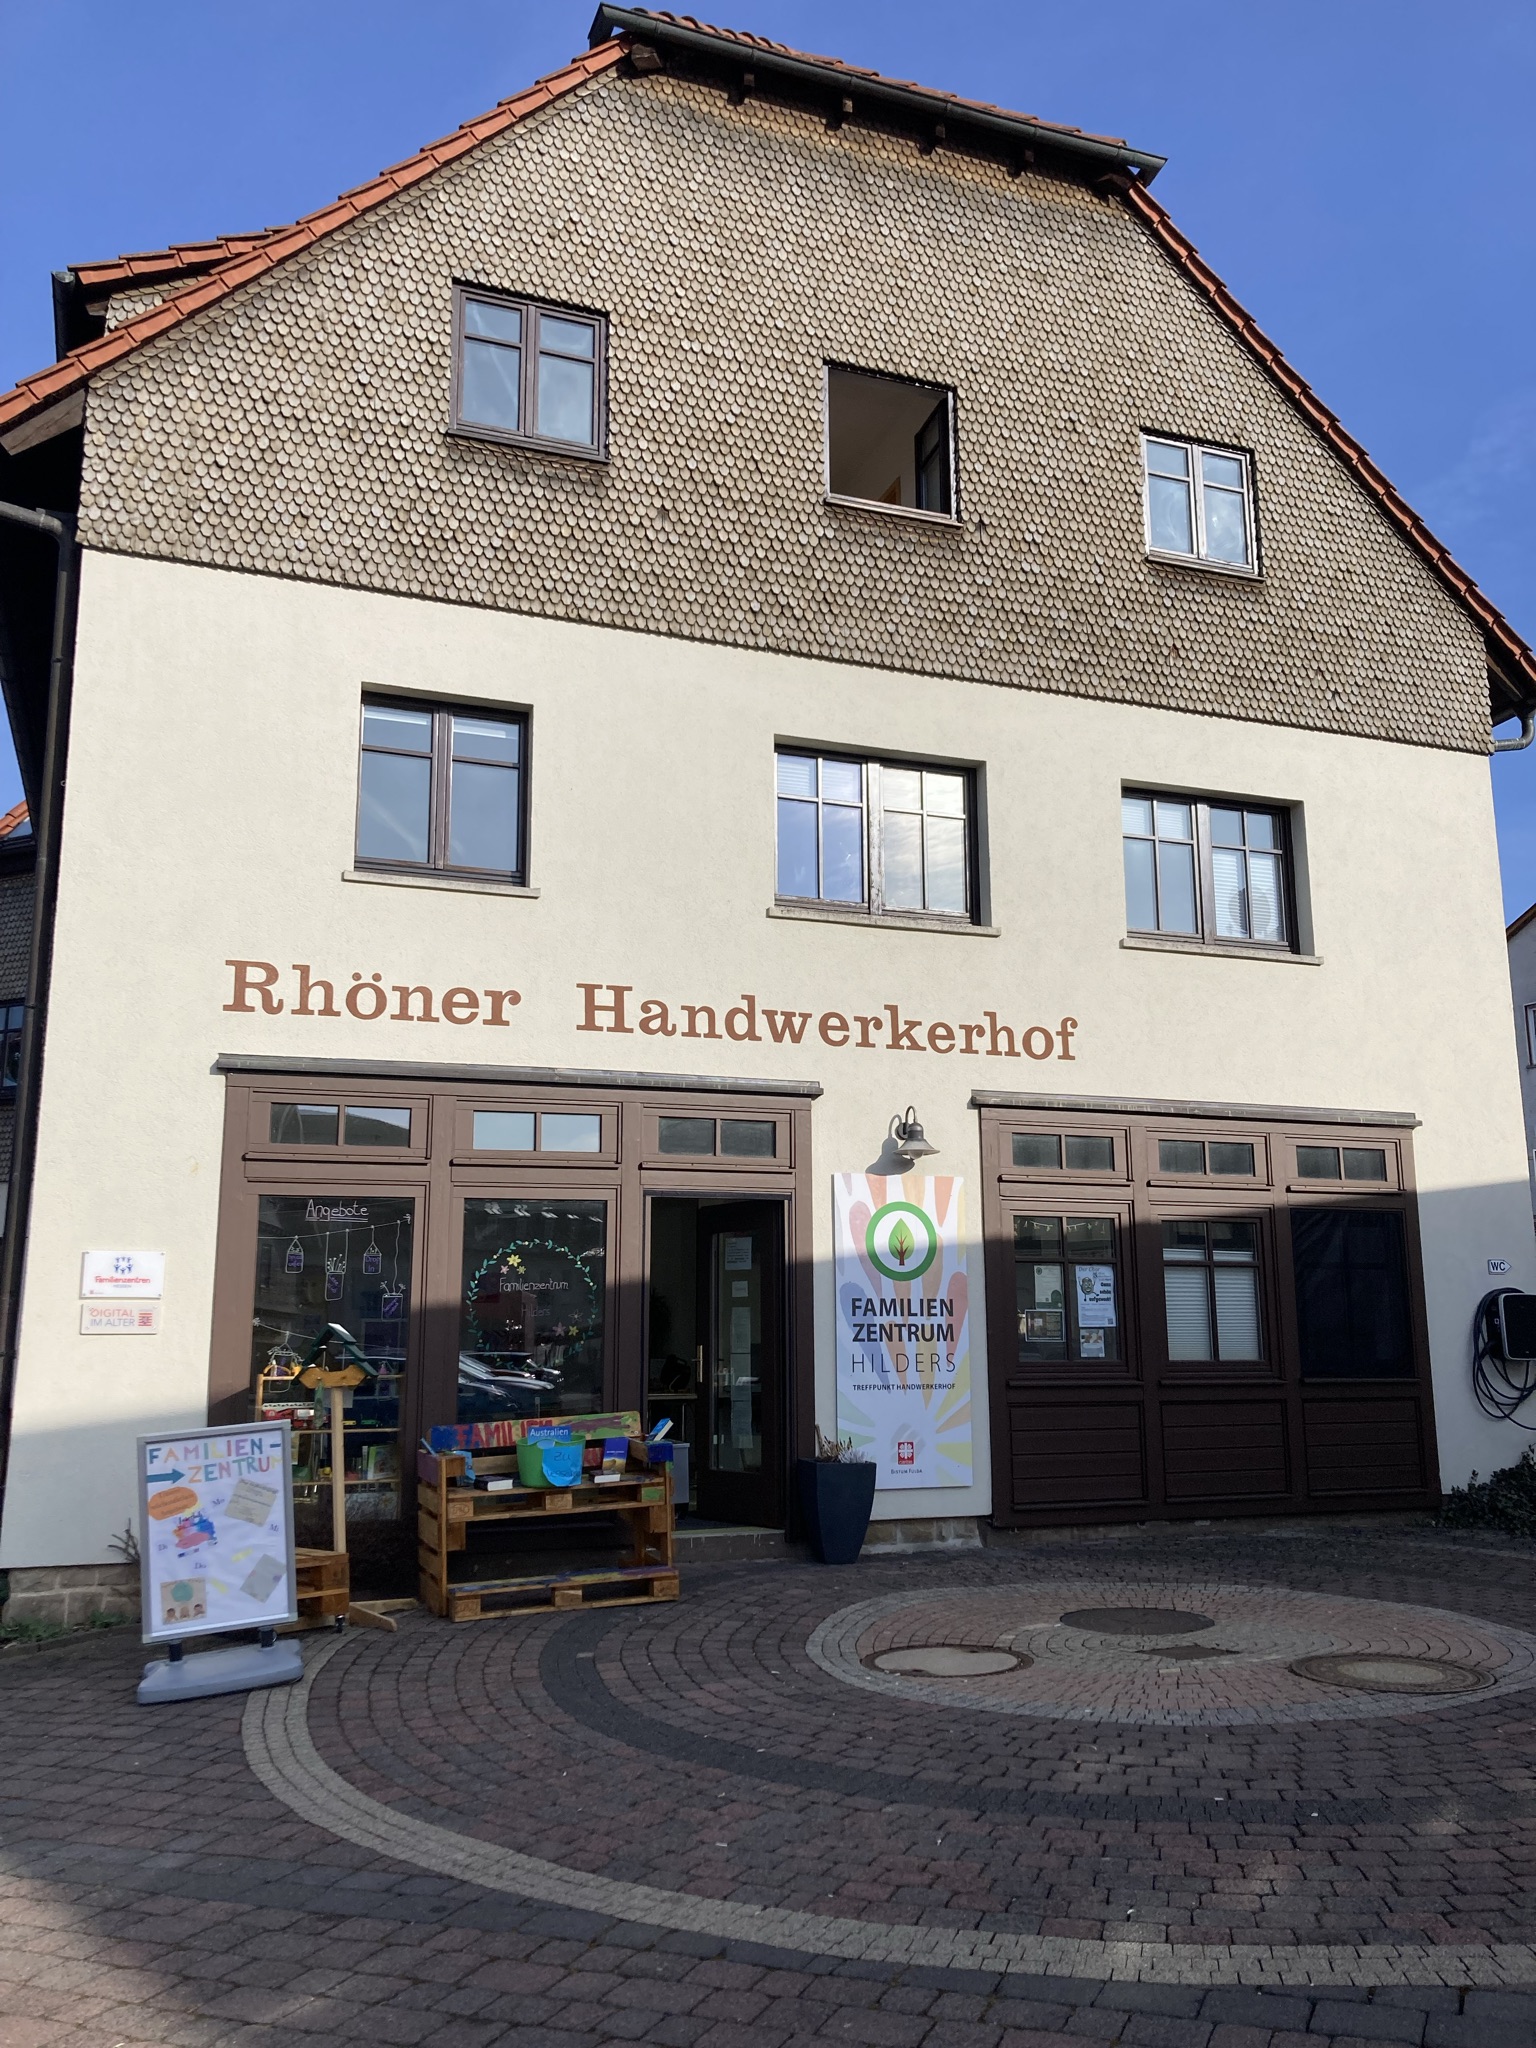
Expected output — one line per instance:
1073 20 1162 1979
417 1429 677 1623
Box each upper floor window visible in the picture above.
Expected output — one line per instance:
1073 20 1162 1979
0 1002 22 1100
1122 792 1291 950
776 750 973 921
453 288 606 455
357 698 526 881
826 366 955 518
1143 435 1254 571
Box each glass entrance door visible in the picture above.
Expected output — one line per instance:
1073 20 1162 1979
675 1200 785 1527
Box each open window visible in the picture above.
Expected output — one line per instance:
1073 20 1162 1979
825 366 955 517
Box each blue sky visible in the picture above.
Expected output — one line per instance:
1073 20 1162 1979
3 2 1534 908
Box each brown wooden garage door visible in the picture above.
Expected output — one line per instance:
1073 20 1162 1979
978 1094 1437 1526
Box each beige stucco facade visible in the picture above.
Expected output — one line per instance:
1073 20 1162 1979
0 546 1529 1570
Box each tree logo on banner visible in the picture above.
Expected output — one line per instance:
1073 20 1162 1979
864 1199 939 1283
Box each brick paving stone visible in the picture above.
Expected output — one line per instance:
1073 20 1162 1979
13 1534 1536 2043
1308 2003 1425 2042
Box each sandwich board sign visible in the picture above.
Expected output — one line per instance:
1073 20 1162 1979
135 1423 303 1703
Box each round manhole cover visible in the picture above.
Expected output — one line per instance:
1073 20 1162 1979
870 1646 1027 1677
1059 1607 1214 1636
1290 1653 1491 1696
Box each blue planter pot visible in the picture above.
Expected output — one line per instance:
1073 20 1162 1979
797 1457 876 1564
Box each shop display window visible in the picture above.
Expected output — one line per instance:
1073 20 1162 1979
1014 1214 1121 1363
1161 1219 1262 1362
250 1193 412 1531
459 1198 606 1422
1292 1208 1412 1378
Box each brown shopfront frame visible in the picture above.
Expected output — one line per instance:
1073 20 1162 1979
976 1091 1439 1527
208 1058 819 1529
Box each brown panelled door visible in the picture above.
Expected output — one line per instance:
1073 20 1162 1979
980 1104 1437 1526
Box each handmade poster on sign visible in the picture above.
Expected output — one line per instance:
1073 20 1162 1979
137 1425 298 1643
1076 1266 1117 1328
833 1174 971 1489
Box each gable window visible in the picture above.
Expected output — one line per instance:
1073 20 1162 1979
826 366 955 518
1143 436 1254 571
776 750 973 921
453 288 605 455
1122 792 1291 950
357 697 526 881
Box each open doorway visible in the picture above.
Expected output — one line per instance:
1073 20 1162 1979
647 1196 786 1527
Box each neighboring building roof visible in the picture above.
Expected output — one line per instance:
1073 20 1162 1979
67 232 288 295
2 10 1532 711
0 803 29 841
1509 900 1536 942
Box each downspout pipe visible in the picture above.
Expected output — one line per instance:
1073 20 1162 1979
0 499 78 1526
1492 709 1536 754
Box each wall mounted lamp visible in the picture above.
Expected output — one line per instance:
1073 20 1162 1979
891 1106 938 1168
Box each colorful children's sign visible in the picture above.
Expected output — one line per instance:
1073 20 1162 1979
833 1174 972 1489
137 1426 298 1642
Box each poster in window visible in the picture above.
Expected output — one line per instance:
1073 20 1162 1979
1076 1265 1117 1327
833 1174 971 1489
1079 1327 1106 1359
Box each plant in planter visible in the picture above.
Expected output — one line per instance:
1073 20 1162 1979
797 1428 876 1564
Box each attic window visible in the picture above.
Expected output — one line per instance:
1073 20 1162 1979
825 366 955 519
452 286 607 458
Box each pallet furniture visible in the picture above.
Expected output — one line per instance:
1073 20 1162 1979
417 1418 677 1622
280 1546 399 1634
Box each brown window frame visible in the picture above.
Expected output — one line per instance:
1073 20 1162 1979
1122 788 1297 955
355 694 530 884
774 746 981 926
978 1099 1437 1530
451 285 608 460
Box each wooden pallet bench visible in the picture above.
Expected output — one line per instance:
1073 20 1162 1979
417 1412 677 1622
443 1564 679 1622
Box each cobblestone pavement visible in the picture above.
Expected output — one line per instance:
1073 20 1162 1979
8 1526 1536 2046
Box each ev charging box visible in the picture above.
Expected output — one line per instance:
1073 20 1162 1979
1496 1293 1536 1362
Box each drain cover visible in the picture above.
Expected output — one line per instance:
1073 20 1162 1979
871 1646 1026 1677
1290 1653 1491 1696
1059 1607 1214 1636
1137 1644 1237 1661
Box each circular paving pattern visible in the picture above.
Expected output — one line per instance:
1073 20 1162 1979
808 1575 1536 1724
238 1545 1536 1988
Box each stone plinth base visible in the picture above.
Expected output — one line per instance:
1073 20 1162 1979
3 1563 140 1629
864 1516 981 1553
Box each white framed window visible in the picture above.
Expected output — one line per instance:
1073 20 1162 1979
1142 435 1256 572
